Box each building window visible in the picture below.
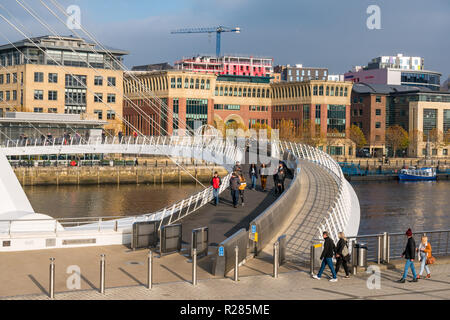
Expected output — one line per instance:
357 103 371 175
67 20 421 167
315 105 321 125
48 108 57 113
94 110 103 120
200 79 205 90
34 72 44 83
375 122 381 128
49 73 58 83
195 79 200 89
423 109 437 140
0 75 3 84
190 78 194 89
206 79 210 90
359 109 363 116
107 93 116 103
186 99 208 131
107 110 116 120
34 107 43 113
94 76 103 86
65 74 87 87
327 105 346 133
177 77 182 89
313 85 318 96
319 85 323 96
376 96 382 103
184 78 189 89
94 93 103 103
34 90 43 100
107 77 116 87
48 91 58 101
443 149 448 156
170 77 176 88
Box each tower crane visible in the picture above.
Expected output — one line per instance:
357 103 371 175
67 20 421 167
170 26 241 57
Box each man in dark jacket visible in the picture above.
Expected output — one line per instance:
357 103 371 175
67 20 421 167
397 228 418 283
313 231 338 282
276 165 286 195
229 172 241 208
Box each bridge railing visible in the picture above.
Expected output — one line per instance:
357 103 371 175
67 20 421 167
278 141 352 243
0 135 243 235
347 229 450 263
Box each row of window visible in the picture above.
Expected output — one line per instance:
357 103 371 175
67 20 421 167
351 108 382 116
213 104 241 110
29 72 116 87
249 105 269 112
312 85 348 97
0 73 19 84
0 90 18 101
249 119 269 128
171 77 211 90
215 86 270 98
273 105 300 112
32 89 116 104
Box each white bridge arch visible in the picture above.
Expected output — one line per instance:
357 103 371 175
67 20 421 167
0 135 359 252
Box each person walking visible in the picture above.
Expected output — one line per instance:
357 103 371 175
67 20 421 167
118 131 123 144
417 235 432 279
313 231 338 282
397 228 418 283
272 170 279 195
238 174 247 206
233 161 242 175
276 166 286 195
211 172 222 206
335 232 350 278
229 172 241 208
260 163 268 192
249 164 258 190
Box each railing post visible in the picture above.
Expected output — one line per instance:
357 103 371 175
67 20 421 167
273 241 279 278
234 245 239 282
386 234 390 263
382 232 388 263
192 248 197 286
49 258 55 299
114 220 118 232
377 235 381 264
310 244 315 276
100 254 105 294
147 250 153 289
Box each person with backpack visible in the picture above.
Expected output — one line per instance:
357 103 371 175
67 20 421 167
417 235 433 279
249 164 258 190
335 232 350 278
229 172 241 208
238 174 247 206
211 172 222 206
397 228 418 283
313 231 338 282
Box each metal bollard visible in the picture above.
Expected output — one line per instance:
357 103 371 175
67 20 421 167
273 242 279 278
192 248 197 286
234 245 239 282
310 245 315 276
147 250 153 289
49 258 55 299
100 254 106 294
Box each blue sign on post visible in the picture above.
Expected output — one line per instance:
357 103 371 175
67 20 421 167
218 246 224 257
251 225 256 234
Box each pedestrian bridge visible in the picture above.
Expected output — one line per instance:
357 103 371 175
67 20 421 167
0 136 360 257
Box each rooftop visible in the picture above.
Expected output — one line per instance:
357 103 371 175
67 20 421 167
0 35 129 56
352 83 448 95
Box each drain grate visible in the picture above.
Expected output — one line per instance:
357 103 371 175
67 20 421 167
125 261 144 266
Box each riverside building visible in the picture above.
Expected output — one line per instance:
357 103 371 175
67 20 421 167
123 70 355 157
0 36 128 135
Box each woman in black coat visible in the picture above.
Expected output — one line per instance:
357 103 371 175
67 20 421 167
335 232 350 278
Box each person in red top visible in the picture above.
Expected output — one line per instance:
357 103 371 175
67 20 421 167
211 172 222 206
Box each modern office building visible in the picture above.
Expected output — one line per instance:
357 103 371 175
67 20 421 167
351 83 450 157
442 76 450 92
344 54 441 91
0 36 128 135
123 70 355 156
275 64 329 82
174 55 274 77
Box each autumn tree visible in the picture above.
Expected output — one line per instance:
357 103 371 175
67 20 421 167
250 123 272 139
427 128 445 150
386 125 409 157
277 119 298 141
349 125 368 149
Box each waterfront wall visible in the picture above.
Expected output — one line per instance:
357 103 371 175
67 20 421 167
13 165 228 186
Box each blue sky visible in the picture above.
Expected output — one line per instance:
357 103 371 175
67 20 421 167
1 0 449 81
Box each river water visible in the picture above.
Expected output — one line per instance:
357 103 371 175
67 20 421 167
24 181 450 234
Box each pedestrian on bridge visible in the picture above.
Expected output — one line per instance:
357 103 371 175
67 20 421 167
229 172 241 208
249 164 258 190
260 163 268 192
238 174 247 206
211 172 222 206
276 164 286 195
313 231 338 282
397 228 418 283
335 232 350 278
417 235 433 279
